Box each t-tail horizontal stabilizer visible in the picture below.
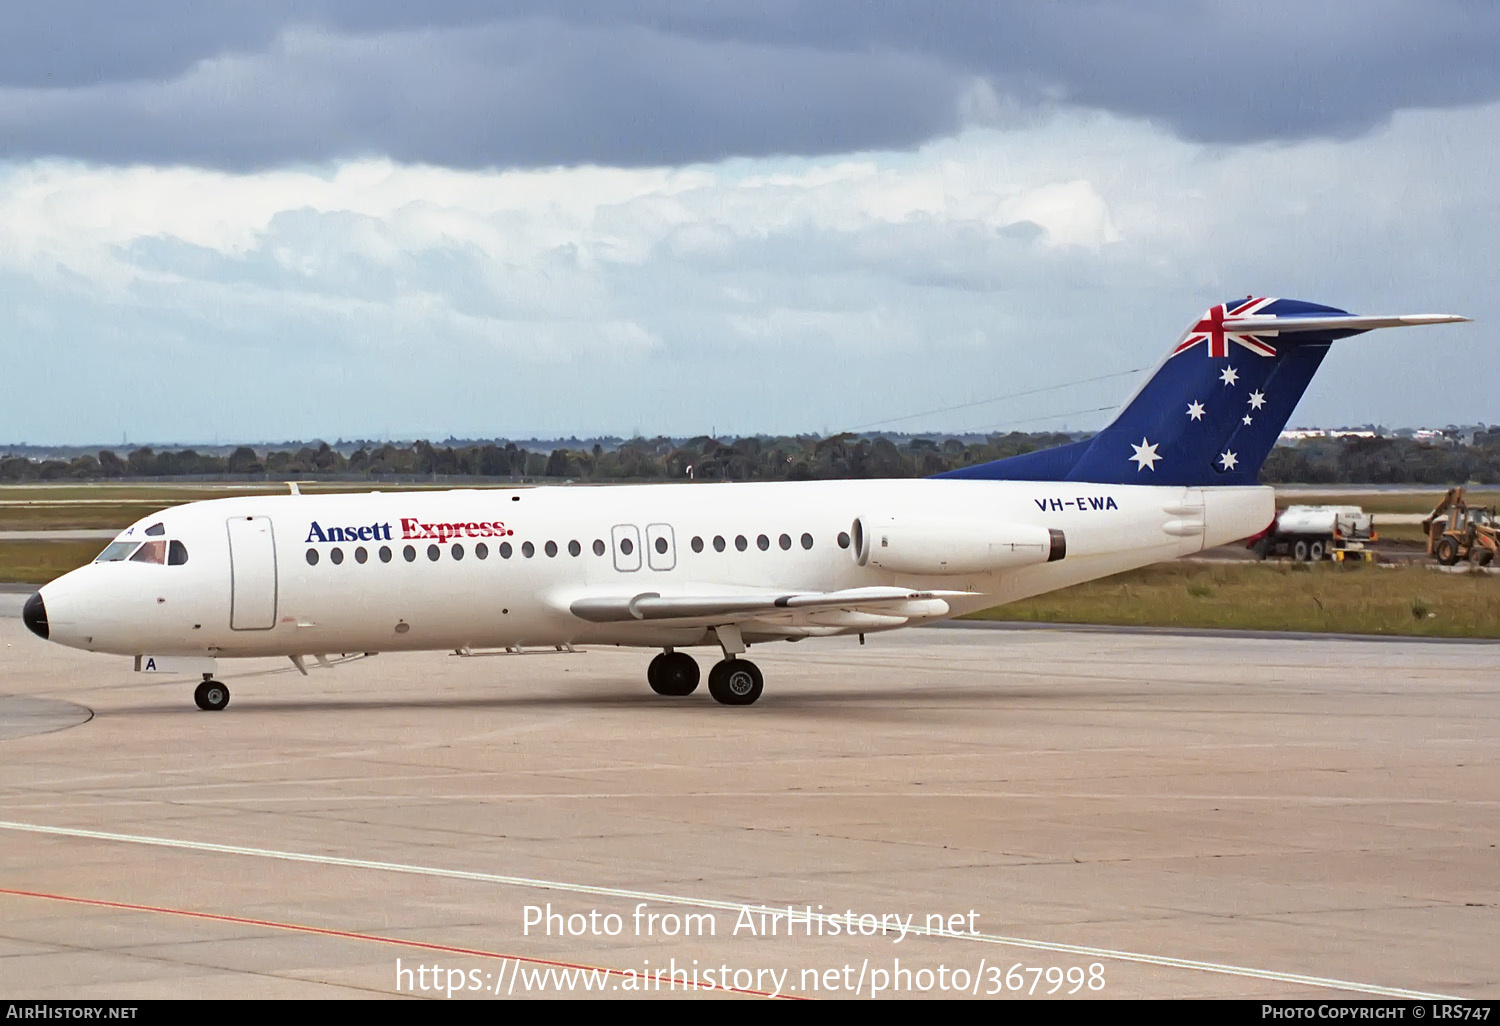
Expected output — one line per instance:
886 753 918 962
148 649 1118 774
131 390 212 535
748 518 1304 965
938 298 1469 487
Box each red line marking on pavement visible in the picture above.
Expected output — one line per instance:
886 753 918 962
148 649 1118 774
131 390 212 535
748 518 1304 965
0 887 799 1000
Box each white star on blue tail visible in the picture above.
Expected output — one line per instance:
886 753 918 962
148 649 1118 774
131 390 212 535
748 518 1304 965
1243 414 1253 426
1220 365 1239 386
1130 437 1161 472
1219 450 1239 470
1248 389 1266 409
1186 401 1205 421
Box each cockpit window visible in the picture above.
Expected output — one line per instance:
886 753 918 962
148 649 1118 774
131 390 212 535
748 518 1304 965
97 538 187 564
144 523 166 537
130 540 167 565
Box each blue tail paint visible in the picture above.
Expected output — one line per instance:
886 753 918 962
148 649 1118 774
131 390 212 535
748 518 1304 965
941 298 1377 486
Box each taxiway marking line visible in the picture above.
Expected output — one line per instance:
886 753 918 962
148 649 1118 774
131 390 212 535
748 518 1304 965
0 886 790 1000
0 818 1460 1001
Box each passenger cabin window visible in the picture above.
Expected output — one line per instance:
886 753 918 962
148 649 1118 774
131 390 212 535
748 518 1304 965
130 540 167 565
168 541 189 565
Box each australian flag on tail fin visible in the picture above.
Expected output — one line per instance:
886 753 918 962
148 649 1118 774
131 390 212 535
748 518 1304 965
937 298 1469 487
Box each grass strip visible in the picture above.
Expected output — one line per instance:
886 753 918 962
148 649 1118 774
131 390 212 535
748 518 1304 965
0 541 106 585
966 561 1500 639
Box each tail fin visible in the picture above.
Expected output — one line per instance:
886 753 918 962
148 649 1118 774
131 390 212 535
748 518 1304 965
939 297 1468 486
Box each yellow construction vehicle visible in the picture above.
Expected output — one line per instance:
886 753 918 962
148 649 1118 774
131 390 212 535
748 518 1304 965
1421 487 1499 566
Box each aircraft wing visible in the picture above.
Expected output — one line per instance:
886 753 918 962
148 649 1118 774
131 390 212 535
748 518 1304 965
568 586 976 628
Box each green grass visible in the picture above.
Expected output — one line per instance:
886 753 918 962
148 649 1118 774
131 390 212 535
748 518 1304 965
1370 521 1431 544
0 482 514 531
0 541 105 584
0 503 178 531
0 482 497 501
967 561 1500 638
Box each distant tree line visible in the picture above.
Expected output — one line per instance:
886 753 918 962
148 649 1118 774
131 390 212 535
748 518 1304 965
2 429 1498 484
1260 429 1500 484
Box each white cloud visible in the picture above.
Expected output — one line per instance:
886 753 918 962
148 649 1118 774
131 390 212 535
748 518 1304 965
1 101 1495 443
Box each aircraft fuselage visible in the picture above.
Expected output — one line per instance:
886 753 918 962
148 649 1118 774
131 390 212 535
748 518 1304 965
33 479 1271 660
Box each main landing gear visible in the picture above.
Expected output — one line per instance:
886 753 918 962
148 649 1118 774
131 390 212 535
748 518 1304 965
194 675 230 712
706 658 763 706
647 651 700 696
645 644 764 706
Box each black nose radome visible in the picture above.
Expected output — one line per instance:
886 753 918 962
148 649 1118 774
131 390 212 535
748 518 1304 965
22 592 47 640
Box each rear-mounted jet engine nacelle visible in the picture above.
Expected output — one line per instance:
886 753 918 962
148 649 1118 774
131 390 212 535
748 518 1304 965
851 516 1065 575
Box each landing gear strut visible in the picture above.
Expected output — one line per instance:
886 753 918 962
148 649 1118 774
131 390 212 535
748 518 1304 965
194 675 230 711
647 651 700 696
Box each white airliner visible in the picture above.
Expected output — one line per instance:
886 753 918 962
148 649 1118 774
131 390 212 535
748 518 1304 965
22 298 1466 709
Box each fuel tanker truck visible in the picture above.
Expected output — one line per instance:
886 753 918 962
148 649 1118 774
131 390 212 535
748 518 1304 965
1247 505 1375 562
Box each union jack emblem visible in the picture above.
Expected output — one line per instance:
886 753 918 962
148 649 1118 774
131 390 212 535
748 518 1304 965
1172 297 1278 358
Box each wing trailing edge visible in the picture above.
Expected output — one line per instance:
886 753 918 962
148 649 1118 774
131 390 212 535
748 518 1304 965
568 586 977 624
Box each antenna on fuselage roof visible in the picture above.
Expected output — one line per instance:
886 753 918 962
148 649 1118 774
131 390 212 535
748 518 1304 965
287 482 301 496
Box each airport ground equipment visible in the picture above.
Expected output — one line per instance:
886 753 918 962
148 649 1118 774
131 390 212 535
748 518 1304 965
1248 505 1376 562
1421 487 1498 566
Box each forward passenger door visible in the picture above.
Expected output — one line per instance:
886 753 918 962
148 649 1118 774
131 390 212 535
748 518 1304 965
226 516 278 630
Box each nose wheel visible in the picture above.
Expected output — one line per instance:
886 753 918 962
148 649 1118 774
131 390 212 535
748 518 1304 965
194 676 230 711
707 659 763 706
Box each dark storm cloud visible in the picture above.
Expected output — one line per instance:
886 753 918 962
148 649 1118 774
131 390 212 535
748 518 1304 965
4 1 1499 168
0 19 957 169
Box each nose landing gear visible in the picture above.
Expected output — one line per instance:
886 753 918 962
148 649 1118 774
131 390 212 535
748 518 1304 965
194 675 230 711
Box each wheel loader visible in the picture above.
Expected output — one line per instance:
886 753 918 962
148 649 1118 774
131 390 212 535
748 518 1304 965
1421 487 1499 566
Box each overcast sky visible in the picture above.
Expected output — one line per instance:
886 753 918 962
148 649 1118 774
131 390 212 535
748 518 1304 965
2 1 1494 445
